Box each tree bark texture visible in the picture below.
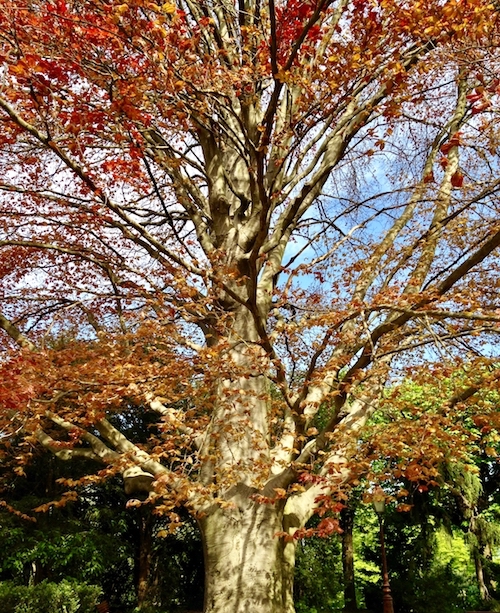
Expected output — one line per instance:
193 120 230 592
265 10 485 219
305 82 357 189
199 496 296 613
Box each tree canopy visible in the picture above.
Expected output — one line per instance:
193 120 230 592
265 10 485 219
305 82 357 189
1 1 500 611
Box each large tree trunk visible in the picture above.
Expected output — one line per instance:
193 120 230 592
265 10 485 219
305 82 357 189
197 307 299 613
199 492 296 613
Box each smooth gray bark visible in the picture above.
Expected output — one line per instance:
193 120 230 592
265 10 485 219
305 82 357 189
200 493 296 613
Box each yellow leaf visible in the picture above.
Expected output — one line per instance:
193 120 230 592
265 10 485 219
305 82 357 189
115 3 129 15
162 2 176 13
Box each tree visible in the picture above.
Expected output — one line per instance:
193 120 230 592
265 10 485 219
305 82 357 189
1 1 500 612
0 445 205 612
362 369 500 609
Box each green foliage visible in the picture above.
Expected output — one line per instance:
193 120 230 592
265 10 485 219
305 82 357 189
149 516 204 612
394 530 481 613
443 462 483 513
0 580 101 613
294 495 491 613
0 434 205 613
0 510 132 584
0 486 137 609
294 531 343 613
351 505 383 610
367 508 483 613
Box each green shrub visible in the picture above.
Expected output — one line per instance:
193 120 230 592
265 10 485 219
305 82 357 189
0 582 25 613
0 579 101 613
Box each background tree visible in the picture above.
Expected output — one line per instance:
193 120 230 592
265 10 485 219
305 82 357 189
1 1 500 612
361 368 500 611
0 451 205 613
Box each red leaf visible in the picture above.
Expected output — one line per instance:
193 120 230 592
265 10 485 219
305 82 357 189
450 171 464 188
466 92 483 104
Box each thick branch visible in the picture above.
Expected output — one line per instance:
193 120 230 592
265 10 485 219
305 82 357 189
0 313 36 350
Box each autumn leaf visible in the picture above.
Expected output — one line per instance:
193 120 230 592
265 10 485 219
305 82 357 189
450 171 464 187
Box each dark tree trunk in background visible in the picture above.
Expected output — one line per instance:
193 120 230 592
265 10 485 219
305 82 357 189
135 509 157 610
341 506 358 612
